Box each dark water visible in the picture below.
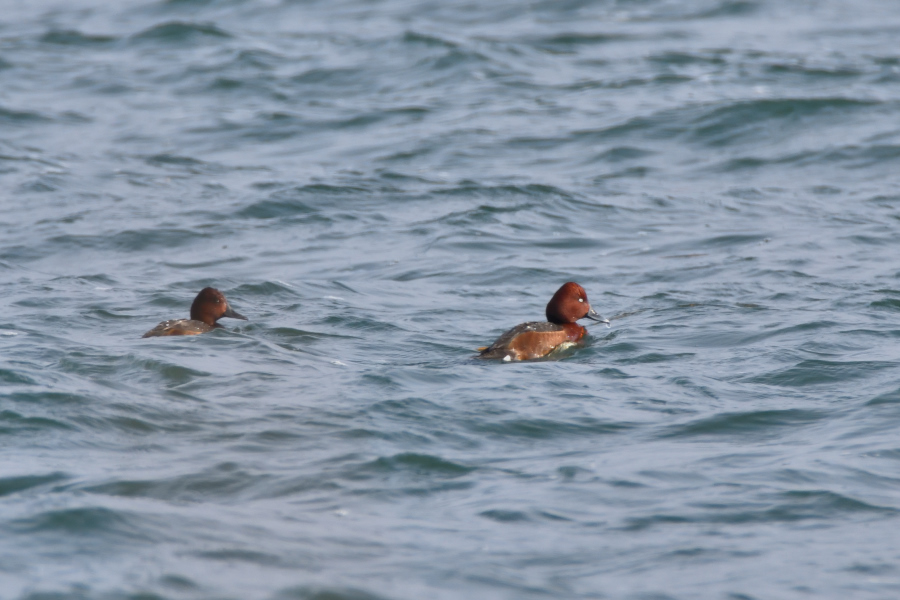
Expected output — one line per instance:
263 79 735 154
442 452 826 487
3 0 900 598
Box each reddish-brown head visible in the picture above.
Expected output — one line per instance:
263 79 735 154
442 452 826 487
189 287 247 327
545 282 608 325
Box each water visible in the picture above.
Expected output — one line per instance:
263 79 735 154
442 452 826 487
2 0 900 598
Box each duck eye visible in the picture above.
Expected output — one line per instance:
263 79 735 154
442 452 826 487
578 298 584 302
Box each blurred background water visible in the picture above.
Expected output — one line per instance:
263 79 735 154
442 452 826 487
2 0 900 598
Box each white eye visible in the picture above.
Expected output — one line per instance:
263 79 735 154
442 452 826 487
578 298 584 302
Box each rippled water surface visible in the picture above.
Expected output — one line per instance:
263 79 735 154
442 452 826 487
3 0 900 598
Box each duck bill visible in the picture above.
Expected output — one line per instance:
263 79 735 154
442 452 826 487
584 307 610 326
223 305 248 321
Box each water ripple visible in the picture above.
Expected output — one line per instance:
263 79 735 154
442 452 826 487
4 0 900 598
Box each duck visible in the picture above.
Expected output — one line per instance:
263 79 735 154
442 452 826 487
477 282 607 361
142 287 247 338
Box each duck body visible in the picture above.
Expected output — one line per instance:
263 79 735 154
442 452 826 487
477 321 587 361
142 287 247 338
477 282 607 362
141 319 219 337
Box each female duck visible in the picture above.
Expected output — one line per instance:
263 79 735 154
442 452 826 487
478 282 608 361
142 287 247 338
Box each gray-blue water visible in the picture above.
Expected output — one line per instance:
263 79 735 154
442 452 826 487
3 0 900 598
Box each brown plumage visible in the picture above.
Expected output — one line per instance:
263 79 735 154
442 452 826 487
142 287 247 338
477 282 608 361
